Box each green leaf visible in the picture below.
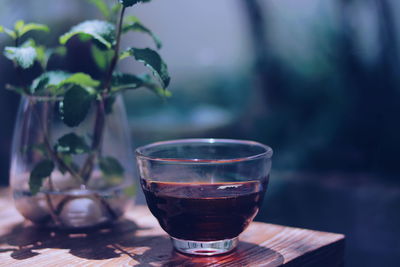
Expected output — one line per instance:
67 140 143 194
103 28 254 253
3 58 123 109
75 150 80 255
91 44 113 70
119 0 151 7
111 3 121 17
99 156 125 185
99 156 124 176
4 39 41 70
123 185 137 197
18 23 49 37
30 72 99 95
60 20 115 49
87 0 110 19
53 46 68 57
31 71 71 94
59 73 100 88
58 154 80 175
4 46 37 69
32 77 50 94
0 25 17 39
29 160 54 195
29 143 49 157
59 86 94 127
55 133 90 154
35 46 47 69
119 50 130 61
123 16 162 49
111 72 143 92
14 20 25 32
35 45 66 70
143 82 172 98
122 47 170 88
140 74 172 98
111 72 171 98
21 38 37 46
5 84 26 95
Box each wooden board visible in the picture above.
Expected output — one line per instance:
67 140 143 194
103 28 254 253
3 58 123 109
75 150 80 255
0 191 344 267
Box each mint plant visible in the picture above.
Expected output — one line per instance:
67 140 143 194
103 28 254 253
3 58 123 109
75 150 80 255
2 0 170 202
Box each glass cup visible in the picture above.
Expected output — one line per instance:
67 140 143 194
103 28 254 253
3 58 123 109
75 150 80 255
136 139 273 256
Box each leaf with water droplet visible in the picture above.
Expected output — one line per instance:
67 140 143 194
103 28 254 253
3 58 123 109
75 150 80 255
29 160 54 195
59 86 94 127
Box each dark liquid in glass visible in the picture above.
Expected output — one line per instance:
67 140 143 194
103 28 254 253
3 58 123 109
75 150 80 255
141 178 268 241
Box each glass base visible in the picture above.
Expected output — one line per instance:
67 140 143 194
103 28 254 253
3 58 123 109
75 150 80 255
171 237 238 256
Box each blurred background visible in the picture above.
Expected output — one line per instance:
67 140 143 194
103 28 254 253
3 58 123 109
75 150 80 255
1 0 399 266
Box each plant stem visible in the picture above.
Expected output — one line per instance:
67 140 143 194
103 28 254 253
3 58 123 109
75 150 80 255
29 98 77 226
45 193 61 225
30 98 83 184
45 175 62 225
104 6 126 93
94 193 118 220
79 96 106 182
80 7 127 182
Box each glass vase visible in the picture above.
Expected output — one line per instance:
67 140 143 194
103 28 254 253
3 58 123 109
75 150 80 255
9 95 136 229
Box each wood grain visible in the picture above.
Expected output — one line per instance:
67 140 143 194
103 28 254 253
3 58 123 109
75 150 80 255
0 191 344 267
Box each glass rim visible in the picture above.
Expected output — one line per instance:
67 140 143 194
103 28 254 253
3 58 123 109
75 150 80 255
135 138 273 163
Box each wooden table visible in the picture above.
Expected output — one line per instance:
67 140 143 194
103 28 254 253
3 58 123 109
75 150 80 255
0 192 345 266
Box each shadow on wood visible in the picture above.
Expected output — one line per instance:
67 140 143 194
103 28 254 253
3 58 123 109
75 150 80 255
0 219 146 260
0 218 284 266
